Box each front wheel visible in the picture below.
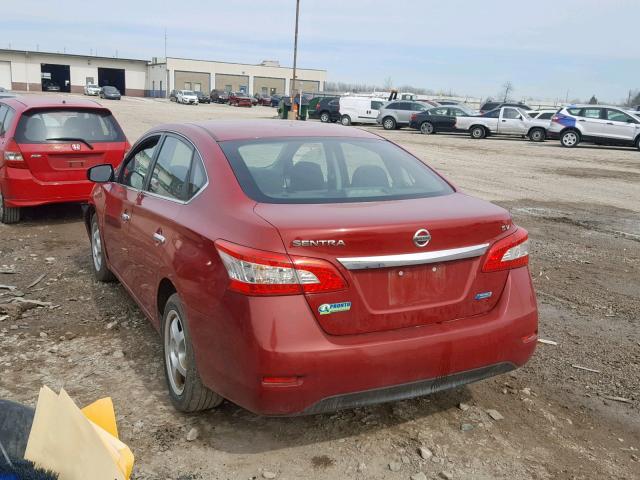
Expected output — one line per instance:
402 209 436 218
320 111 330 123
0 191 20 224
90 214 115 282
382 117 396 130
420 121 435 135
560 130 579 148
470 126 486 139
529 128 546 142
162 293 223 412
341 115 352 126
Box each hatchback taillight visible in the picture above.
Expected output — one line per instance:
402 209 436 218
3 138 26 168
215 240 347 296
482 228 529 272
410 114 417 121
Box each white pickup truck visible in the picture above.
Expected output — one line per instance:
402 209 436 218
455 106 550 142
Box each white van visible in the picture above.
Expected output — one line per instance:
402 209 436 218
338 97 387 126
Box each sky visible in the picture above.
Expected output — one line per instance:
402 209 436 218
2 0 639 103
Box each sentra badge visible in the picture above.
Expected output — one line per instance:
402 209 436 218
318 302 352 315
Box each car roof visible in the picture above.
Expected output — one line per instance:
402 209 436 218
565 104 626 109
156 120 381 142
0 95 105 111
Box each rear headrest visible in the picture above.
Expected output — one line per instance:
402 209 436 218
24 117 46 142
289 161 324 191
351 165 389 188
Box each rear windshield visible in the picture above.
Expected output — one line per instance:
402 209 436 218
221 137 454 204
15 108 125 144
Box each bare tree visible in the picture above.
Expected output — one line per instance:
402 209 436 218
383 76 393 90
588 95 598 105
500 81 514 102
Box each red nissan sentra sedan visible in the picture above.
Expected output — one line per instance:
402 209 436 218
0 96 129 223
85 120 537 415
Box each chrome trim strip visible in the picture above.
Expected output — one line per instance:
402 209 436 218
337 243 490 270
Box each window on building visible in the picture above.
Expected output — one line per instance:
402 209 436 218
193 83 201 92
184 82 192 90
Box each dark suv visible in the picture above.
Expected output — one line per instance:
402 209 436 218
309 97 340 122
195 91 211 104
479 101 532 114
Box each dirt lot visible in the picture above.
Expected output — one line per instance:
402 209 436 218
1 95 638 480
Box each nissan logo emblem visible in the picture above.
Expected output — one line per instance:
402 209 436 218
413 229 431 248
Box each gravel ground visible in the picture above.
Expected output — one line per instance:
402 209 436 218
0 95 638 480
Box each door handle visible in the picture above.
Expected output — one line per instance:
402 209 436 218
121 212 130 222
606 122 614 125
501 120 506 122
153 232 166 245
579 119 586 122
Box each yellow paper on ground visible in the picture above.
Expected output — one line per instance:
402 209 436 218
24 386 133 480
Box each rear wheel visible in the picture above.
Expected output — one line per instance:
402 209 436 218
470 126 486 139
529 128 546 142
90 214 115 282
0 191 20 224
382 117 396 130
320 111 330 123
162 293 223 412
341 115 352 126
420 121 435 134
561 130 579 148
635 136 640 151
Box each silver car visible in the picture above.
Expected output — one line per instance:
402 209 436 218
376 100 429 130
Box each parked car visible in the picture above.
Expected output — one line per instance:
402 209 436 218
376 100 429 130
84 120 537 415
409 105 479 134
42 81 61 92
229 92 252 107
549 105 640 149
253 93 272 106
0 89 16 99
210 90 229 104
195 91 210 104
169 90 178 102
455 107 549 142
339 96 386 126
270 94 285 107
479 101 532 114
100 86 121 100
0 96 129 224
84 84 101 96
433 100 460 106
527 109 557 120
250 95 259 106
177 90 198 105
309 97 340 123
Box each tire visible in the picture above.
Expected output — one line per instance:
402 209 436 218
420 121 435 135
560 130 580 148
382 116 396 130
90 214 115 282
470 126 487 139
320 111 330 123
635 136 640 151
529 128 546 142
341 115 351 126
0 191 20 224
162 293 223 412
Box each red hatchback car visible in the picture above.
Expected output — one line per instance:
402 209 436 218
85 120 537 415
0 96 128 223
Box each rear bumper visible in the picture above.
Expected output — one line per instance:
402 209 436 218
1 167 93 207
189 267 538 416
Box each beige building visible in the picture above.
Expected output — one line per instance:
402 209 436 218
150 57 326 97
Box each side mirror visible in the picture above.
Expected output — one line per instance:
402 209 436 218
87 164 114 183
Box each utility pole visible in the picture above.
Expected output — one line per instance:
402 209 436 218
291 0 300 97
164 27 167 60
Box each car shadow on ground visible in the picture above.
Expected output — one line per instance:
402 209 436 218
12 203 85 227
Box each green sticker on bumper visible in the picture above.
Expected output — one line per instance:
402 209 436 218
318 302 352 315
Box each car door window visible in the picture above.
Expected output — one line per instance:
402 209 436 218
449 108 466 117
148 136 194 201
370 101 383 110
503 108 521 119
431 108 448 116
538 112 554 120
187 151 207 199
583 108 602 119
606 109 635 123
484 109 500 118
119 136 160 189
411 102 426 111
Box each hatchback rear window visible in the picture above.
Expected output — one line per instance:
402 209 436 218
15 108 125 144
220 137 454 204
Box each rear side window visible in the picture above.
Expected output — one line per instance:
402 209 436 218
370 101 383 110
148 136 195 201
583 108 601 119
538 112 554 119
15 109 125 143
187 152 207 199
484 109 500 118
567 108 582 116
220 137 453 204
0 104 15 135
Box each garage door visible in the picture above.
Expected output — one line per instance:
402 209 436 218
215 74 249 93
0 62 12 90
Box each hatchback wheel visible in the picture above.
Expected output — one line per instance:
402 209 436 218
420 121 435 135
529 128 546 142
470 126 486 139
0 191 20 224
90 214 115 282
320 111 330 123
162 293 223 412
341 115 352 126
635 136 640 151
561 130 579 148
383 117 396 130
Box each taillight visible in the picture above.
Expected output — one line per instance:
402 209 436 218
551 114 562 123
482 228 529 272
410 113 417 121
315 103 320 111
3 138 26 168
215 240 347 296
